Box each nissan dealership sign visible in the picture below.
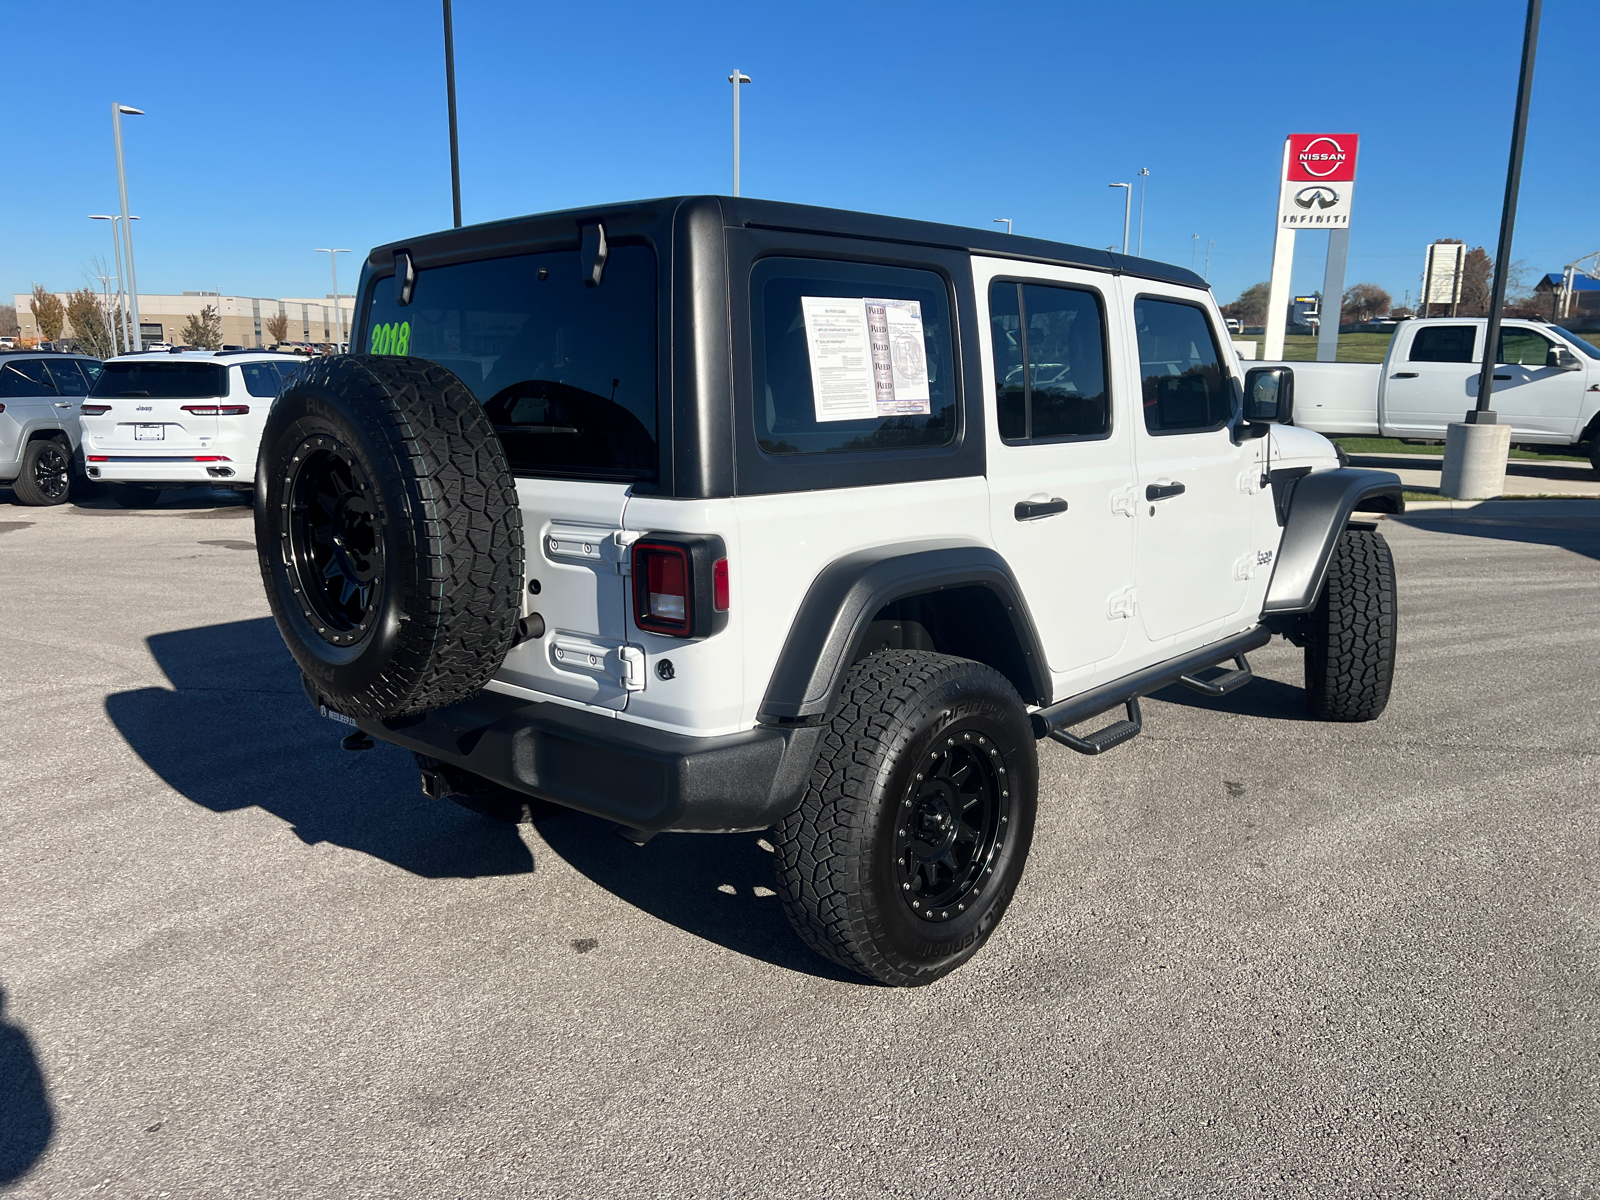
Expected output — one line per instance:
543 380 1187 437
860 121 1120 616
1277 133 1360 227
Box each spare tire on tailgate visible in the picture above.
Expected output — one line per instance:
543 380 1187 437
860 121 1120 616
254 355 524 718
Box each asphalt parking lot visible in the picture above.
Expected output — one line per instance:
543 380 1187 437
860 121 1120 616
2 489 1597 1199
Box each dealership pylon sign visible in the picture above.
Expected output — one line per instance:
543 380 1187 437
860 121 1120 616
1264 134 1361 361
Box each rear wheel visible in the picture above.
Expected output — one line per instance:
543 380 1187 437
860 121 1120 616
1304 527 1397 721
773 651 1038 987
110 483 163 508
11 438 73 506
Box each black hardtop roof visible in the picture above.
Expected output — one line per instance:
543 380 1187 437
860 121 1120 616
366 195 1209 291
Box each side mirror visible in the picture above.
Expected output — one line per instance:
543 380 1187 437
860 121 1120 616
1243 365 1294 424
1548 347 1581 371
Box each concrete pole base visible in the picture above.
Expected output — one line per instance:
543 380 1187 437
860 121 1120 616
1440 420 1512 500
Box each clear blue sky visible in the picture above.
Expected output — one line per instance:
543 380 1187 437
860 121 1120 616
3 0 1595 311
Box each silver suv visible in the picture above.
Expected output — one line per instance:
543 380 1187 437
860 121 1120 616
0 352 101 505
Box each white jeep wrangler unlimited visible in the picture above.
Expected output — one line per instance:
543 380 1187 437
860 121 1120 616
255 198 1401 986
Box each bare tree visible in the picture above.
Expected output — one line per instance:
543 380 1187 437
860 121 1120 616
180 305 222 350
264 310 289 344
1458 247 1491 316
30 284 64 344
65 288 116 359
1341 283 1393 324
0 304 18 338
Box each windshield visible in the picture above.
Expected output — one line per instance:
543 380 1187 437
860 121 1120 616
1552 328 1600 360
90 361 228 399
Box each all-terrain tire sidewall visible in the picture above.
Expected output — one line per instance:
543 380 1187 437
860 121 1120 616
1304 527 1397 722
775 652 1039 987
255 355 524 718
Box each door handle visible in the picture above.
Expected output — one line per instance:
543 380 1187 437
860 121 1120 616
1145 482 1186 501
1015 497 1068 521
1493 373 1512 380
1391 371 1419 379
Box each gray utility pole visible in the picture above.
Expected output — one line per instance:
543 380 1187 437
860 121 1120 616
1109 183 1131 254
89 214 137 354
111 103 144 349
316 249 351 350
1136 168 1149 257
1472 0 1541 424
993 218 1012 235
1191 233 1200 270
443 0 462 228
729 70 751 196
1205 239 1215 281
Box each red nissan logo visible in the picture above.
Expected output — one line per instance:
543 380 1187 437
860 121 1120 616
1298 136 1347 178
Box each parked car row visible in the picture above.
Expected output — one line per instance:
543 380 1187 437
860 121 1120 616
0 348 305 507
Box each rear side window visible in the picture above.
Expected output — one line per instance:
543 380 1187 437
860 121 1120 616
1410 325 1476 363
363 247 658 481
1133 298 1233 433
751 257 956 456
239 362 282 397
90 361 228 399
0 360 57 396
989 282 1109 441
44 360 92 396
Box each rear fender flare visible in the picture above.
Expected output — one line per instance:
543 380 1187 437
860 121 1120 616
757 543 1050 723
1263 467 1404 614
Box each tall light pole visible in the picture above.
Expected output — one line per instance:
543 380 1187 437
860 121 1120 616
1205 239 1215 281
993 218 1012 235
316 249 351 351
729 70 751 196
443 0 461 227
1191 233 1200 270
1136 167 1150 257
89 213 137 354
112 103 144 349
1108 183 1131 254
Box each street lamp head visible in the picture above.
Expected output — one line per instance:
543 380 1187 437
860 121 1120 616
730 71 751 84
117 105 144 116
89 214 114 220
1137 167 1150 177
1109 182 1130 189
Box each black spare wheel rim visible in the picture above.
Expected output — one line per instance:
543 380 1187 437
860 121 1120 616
895 728 1010 923
282 435 384 647
34 443 70 502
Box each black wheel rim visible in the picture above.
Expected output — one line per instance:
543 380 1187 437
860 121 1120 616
282 436 383 645
33 444 69 502
894 729 1011 923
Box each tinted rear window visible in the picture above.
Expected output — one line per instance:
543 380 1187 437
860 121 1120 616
0 359 56 396
239 362 284 397
91 361 228 399
751 258 956 456
1409 325 1476 363
363 247 658 481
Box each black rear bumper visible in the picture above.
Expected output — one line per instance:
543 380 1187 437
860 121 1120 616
350 690 821 835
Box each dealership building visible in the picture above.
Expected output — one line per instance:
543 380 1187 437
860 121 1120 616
12 291 355 349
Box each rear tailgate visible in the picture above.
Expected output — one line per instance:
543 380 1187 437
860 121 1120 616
1260 360 1381 436
84 360 230 452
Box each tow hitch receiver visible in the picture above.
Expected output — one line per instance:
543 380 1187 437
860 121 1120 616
1050 698 1143 756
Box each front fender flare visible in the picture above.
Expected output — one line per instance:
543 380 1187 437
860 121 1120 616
1263 467 1403 614
758 542 1050 722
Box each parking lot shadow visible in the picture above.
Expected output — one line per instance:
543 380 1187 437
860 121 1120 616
536 815 861 984
105 618 533 878
0 985 53 1186
1147 675 1313 722
1393 501 1600 562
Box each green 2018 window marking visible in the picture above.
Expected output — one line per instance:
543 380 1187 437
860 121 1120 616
370 321 411 356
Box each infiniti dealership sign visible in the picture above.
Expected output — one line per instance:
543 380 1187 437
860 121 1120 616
1278 132 1359 226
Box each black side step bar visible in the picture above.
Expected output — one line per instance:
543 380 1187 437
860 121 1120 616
1032 626 1272 753
1178 654 1254 697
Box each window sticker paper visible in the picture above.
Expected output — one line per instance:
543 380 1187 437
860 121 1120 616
802 296 932 422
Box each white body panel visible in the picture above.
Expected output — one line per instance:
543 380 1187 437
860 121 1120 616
0 357 88 480
1269 319 1600 444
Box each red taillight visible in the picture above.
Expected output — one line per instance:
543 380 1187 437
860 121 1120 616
86 455 108 462
712 557 729 611
192 456 232 462
634 542 692 635
80 404 111 415
180 404 250 416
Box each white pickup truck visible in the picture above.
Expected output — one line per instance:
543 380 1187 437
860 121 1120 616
1269 318 1600 473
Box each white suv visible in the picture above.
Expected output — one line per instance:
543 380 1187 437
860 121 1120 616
80 350 304 506
254 198 1403 986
